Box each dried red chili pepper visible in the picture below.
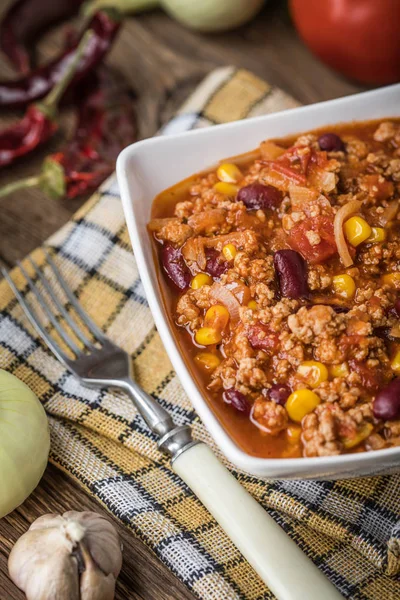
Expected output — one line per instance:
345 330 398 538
0 10 121 109
52 68 137 198
0 31 92 168
0 68 137 200
0 0 84 75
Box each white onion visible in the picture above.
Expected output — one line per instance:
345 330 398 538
86 0 264 33
0 370 50 518
333 200 363 267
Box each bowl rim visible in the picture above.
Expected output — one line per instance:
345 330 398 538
117 83 400 477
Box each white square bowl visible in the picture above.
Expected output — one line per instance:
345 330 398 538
117 84 400 479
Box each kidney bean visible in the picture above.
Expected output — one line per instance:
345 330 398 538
237 182 283 211
348 360 381 392
266 383 290 406
373 378 400 421
248 323 280 353
161 243 191 290
223 389 250 415
318 133 344 152
273 249 309 299
205 248 229 277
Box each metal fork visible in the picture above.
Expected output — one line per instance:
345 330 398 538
2 252 344 600
2 251 195 459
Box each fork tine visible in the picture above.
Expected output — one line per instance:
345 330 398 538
28 257 93 349
18 261 82 357
44 250 107 342
1 267 70 368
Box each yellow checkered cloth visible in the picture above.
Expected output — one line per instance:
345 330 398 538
0 67 399 600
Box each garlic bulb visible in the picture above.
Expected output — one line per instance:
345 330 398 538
8 511 123 600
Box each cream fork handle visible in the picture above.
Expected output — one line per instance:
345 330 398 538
173 443 344 600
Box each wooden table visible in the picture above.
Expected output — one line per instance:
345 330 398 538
0 2 367 598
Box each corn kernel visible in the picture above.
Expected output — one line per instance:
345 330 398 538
191 273 213 290
286 389 321 423
194 352 221 371
368 227 386 243
329 363 349 378
248 300 258 310
217 163 243 184
195 327 222 346
391 349 400 373
382 272 400 288
214 182 239 197
286 425 302 443
297 361 328 388
222 243 237 261
204 305 230 331
332 274 356 299
342 423 373 449
344 216 372 247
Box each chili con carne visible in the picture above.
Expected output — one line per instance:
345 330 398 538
149 118 400 459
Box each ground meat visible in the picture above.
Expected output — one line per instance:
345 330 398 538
345 137 369 160
175 200 194 219
316 375 362 409
288 305 346 345
210 358 236 392
176 286 211 330
373 121 397 142
236 357 269 392
302 406 342 457
150 218 193 245
385 420 400 439
307 265 332 291
252 397 288 435
386 159 400 181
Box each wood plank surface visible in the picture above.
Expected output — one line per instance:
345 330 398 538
0 1 367 598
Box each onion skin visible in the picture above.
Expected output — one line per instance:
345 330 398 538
0 370 50 518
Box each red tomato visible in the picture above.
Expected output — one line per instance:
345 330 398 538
288 216 337 264
290 0 400 84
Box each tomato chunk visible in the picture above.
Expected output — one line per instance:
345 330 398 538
288 216 337 264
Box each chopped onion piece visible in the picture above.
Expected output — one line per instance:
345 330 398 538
333 200 363 267
289 185 318 209
210 283 240 323
260 141 286 160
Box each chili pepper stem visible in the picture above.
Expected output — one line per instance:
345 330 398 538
40 30 94 115
0 176 41 198
82 0 159 17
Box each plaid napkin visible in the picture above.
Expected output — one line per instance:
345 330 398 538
0 66 399 600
